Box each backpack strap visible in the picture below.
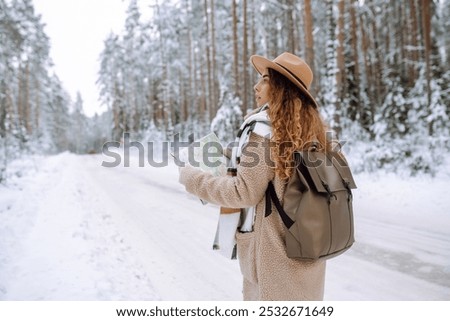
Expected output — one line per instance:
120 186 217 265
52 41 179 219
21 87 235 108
231 109 271 167
265 181 294 229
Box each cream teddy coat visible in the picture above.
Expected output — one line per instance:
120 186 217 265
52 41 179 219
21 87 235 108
179 132 326 301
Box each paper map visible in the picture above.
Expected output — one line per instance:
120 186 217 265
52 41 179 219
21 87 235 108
177 133 226 176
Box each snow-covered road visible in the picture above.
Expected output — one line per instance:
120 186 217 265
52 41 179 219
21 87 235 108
0 152 449 300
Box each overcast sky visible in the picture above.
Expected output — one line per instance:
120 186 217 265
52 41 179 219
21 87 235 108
33 0 129 117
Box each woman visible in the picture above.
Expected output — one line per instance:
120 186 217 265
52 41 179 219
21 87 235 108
179 52 329 300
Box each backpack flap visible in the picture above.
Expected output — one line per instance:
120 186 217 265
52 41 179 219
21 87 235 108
328 151 357 190
297 151 356 193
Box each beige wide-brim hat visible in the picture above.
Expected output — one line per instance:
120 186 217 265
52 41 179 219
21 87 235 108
250 52 318 108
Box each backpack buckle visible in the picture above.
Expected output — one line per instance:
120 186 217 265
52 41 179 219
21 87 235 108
343 180 353 201
322 182 336 203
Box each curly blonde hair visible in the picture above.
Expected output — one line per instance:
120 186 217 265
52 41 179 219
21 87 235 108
267 68 329 180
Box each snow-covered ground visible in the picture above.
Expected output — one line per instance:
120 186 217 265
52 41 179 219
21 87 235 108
0 152 449 300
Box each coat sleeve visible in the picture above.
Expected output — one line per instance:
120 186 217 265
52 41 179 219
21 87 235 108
178 133 275 208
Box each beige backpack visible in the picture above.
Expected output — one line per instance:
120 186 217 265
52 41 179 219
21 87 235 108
265 148 357 261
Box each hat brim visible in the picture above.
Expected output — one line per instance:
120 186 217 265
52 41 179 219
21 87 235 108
250 55 318 108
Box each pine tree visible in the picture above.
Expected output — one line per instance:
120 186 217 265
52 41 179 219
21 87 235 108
210 86 243 145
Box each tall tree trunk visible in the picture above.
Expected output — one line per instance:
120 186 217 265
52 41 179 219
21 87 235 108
422 0 431 106
336 0 346 102
186 0 194 123
232 0 240 99
34 78 40 132
17 64 23 140
286 0 296 53
199 49 207 122
155 0 169 134
370 3 383 106
421 0 432 134
185 24 193 121
0 81 7 183
250 0 256 56
242 0 249 112
0 81 7 141
398 1 408 82
359 10 375 133
250 0 257 109
408 0 420 85
348 0 360 121
294 0 302 54
24 62 31 135
193 43 203 121
209 0 218 119
146 80 152 131
203 0 213 120
304 0 316 93
325 0 340 135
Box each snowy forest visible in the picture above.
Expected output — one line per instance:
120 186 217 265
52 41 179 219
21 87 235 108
1 0 449 183
1 0 450 303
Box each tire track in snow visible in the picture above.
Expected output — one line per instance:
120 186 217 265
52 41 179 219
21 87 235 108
349 214 450 292
349 242 450 288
